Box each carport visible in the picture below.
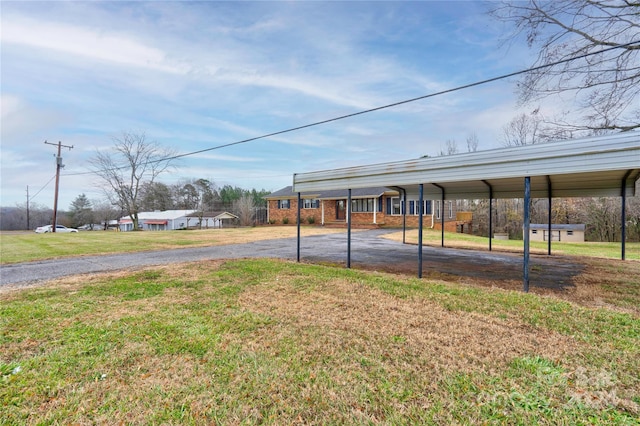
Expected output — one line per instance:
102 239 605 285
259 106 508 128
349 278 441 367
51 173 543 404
292 132 640 291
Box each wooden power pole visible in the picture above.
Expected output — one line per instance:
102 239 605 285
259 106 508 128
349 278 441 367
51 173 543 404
44 141 74 233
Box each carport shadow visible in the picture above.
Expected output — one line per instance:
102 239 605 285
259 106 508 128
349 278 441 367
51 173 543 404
299 230 584 291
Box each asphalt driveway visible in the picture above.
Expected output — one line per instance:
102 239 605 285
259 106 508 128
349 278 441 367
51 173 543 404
0 229 583 291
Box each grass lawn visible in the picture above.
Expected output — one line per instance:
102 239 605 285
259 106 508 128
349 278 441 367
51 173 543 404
384 228 640 260
0 226 345 265
1 259 639 424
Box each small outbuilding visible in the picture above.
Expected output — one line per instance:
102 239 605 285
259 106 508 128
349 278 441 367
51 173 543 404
528 224 585 242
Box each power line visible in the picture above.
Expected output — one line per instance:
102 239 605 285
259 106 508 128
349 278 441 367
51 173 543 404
62 40 639 177
29 174 57 202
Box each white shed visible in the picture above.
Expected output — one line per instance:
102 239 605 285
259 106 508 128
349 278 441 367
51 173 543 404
119 210 196 231
528 224 585 242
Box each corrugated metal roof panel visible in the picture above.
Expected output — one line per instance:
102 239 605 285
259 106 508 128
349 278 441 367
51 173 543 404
293 132 640 199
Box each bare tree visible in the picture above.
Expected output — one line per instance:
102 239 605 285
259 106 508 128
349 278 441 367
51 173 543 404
438 139 459 156
90 132 176 230
491 0 640 134
466 133 479 152
234 194 255 226
92 199 121 230
502 111 544 147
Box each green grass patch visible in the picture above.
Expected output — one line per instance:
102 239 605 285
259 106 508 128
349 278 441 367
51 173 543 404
395 228 640 260
1 259 638 424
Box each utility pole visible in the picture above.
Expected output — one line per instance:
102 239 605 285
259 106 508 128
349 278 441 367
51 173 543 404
44 140 74 233
26 186 30 231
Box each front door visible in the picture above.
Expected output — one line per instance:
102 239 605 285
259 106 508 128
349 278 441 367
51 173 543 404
336 200 346 220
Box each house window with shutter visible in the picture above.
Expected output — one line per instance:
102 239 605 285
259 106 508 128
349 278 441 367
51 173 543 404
351 198 376 212
303 199 319 209
278 199 290 209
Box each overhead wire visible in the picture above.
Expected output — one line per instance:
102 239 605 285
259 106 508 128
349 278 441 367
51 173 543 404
62 40 640 178
28 174 57 202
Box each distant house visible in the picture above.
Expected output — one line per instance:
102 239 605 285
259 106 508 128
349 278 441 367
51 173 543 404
119 210 239 231
528 224 585 242
265 186 466 230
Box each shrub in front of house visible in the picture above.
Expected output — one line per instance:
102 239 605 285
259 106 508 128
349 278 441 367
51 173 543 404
307 216 315 224
282 217 289 224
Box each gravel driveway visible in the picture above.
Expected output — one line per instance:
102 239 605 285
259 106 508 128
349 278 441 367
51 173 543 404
0 229 583 291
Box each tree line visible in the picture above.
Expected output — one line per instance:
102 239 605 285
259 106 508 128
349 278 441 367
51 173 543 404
0 181 271 231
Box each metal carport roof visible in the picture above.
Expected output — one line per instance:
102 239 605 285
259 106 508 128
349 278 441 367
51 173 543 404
291 132 640 292
293 132 639 200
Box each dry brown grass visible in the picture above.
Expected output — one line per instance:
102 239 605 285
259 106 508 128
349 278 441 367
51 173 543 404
2 258 638 424
239 278 578 377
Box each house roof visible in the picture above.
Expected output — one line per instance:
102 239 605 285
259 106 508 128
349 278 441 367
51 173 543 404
185 211 239 220
120 210 196 221
292 132 640 200
265 185 396 200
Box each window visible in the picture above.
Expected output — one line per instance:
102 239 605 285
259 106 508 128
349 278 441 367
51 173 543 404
567 230 574 236
448 201 453 219
351 198 375 212
425 200 432 215
435 200 441 219
278 199 290 209
303 199 318 209
532 229 538 234
391 197 401 215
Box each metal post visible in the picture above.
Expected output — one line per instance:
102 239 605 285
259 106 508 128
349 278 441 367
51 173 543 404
621 170 632 260
523 176 531 292
418 184 424 278
347 189 352 268
401 188 407 244
547 175 552 256
432 183 445 247
483 180 493 251
297 192 301 262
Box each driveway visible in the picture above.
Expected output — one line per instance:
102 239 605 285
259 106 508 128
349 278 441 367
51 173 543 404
0 229 583 291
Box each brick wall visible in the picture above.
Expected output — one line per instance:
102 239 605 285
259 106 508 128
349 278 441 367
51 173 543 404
268 196 462 229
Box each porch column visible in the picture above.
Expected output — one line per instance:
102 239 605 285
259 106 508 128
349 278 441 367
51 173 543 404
373 201 377 225
418 184 424 278
347 189 352 269
523 176 531 292
297 192 301 262
321 200 325 225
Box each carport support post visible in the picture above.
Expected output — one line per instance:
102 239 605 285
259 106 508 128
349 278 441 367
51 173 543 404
621 171 631 260
297 192 301 262
433 183 445 247
347 189 352 268
523 176 531 293
483 180 493 251
441 193 445 247
418 184 424 278
547 175 552 256
401 188 407 244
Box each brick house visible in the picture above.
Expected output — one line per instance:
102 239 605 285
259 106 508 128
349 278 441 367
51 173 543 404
265 186 462 230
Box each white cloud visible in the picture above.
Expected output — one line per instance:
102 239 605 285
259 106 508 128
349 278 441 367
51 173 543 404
1 15 189 75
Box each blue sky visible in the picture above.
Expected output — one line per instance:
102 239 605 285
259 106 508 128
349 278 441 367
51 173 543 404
1 1 543 209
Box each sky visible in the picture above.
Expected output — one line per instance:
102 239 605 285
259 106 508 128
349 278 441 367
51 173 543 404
1 0 546 210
